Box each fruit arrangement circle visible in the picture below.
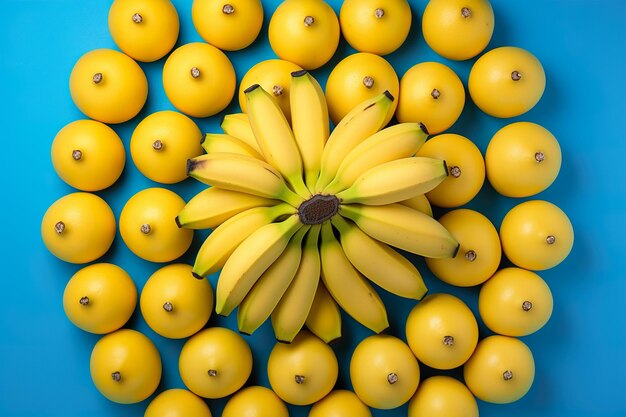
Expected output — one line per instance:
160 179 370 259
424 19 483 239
43 0 574 415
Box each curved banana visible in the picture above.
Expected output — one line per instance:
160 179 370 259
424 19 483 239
271 225 321 343
187 153 303 207
192 203 296 277
305 281 342 344
336 157 448 206
340 203 459 258
220 113 262 154
201 133 264 160
399 194 433 217
245 84 311 198
238 226 309 335
176 187 279 230
216 214 303 316
315 91 395 192
324 122 429 194
290 70 329 190
319 222 389 333
331 215 427 300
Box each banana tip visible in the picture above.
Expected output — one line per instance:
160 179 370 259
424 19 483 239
191 271 204 280
443 159 449 176
239 330 251 336
291 69 308 77
419 122 429 135
452 242 461 258
174 216 182 228
383 90 395 101
200 133 207 145
244 83 261 94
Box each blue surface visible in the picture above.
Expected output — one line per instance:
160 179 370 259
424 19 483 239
1 0 625 416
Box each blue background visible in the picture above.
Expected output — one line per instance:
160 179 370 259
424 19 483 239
1 0 625 416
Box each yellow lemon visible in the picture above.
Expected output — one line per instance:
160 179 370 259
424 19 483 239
479 267 553 336
163 42 236 117
269 0 340 70
325 52 399 125
500 200 574 270
422 0 494 60
192 0 264 51
408 376 478 417
238 59 303 123
119 188 193 263
350 334 419 409
405 293 478 370
179 327 253 399
140 264 213 339
69 48 148 124
144 389 212 417
108 0 179 62
464 335 535 404
469 46 546 118
486 121 562 197
41 192 116 264
309 389 371 417
130 110 203 184
267 330 338 405
397 62 465 134
90 329 162 404
63 263 137 334
51 120 125 191
222 386 289 417
339 0 411 55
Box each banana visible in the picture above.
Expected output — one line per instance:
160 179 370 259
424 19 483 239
176 187 279 230
192 203 296 277
201 133 264 160
245 84 311 198
399 194 433 217
216 214 303 316
271 225 321 343
220 113 262 154
290 70 329 190
187 153 303 207
238 226 309 335
315 91 395 192
319 222 389 333
331 215 427 300
305 280 342 344
336 157 448 206
340 203 459 258
324 123 429 194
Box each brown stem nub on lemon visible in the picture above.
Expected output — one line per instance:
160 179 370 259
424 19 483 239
208 369 218 377
140 224 151 234
222 4 235 14
431 88 441 99
72 150 82 160
443 335 455 346
522 301 533 311
152 139 164 151
54 221 65 234
79 296 90 306
449 166 461 178
535 151 545 162
363 76 374 88
163 301 173 312
298 195 340 225
272 85 284 96
374 8 384 18
503 370 514 381
387 373 398 384
295 375 306 384
191 67 201 79
546 235 556 244
92 73 103 84
132 13 143 23
111 371 122 382
461 7 471 18
304 16 315 26
511 71 522 81
465 250 477 262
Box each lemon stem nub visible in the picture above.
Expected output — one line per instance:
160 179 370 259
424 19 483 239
208 369 218 377
431 88 441 99
511 71 522 81
503 370 514 381
152 140 164 151
79 296 89 306
449 166 461 178
387 373 399 384
546 235 556 244
304 16 315 26
295 375 306 384
132 13 143 23
191 67 201 78
272 85 284 96
465 250 477 262
443 335 455 346
522 300 533 311
93 73 103 84
163 301 173 312
535 151 545 162
72 150 83 160
140 224 152 234
222 4 235 14
375 8 385 18
54 221 65 234
111 371 121 382
363 76 375 89
461 7 471 18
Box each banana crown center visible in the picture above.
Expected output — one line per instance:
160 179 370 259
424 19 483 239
298 194 340 225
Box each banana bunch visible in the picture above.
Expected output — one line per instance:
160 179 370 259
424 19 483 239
180 70 459 343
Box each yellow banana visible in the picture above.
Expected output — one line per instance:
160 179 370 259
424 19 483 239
238 226 309 335
319 222 389 333
192 203 296 278
336 157 448 205
271 225 321 343
216 214 303 316
315 91 395 192
187 153 303 207
245 84 311 198
340 203 459 258
290 70 329 190
324 122 429 194
399 194 433 217
331 215 427 300
176 187 279 230
220 113 262 154
305 281 342 344
201 133 264 160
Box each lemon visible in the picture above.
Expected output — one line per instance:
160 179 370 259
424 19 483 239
119 188 193 263
41 192 116 264
51 120 125 191
69 48 148 124
325 52 399 125
268 0 340 70
90 329 162 404
340 0 411 55
408 376 478 417
222 386 289 417
108 0 179 62
130 110 203 184
63 263 136 334
192 0 264 51
144 389 212 417
309 389 371 417
162 42 236 117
